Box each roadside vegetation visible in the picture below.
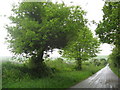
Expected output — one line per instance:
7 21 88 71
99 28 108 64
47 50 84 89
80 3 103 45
2 57 105 88
109 64 120 78
108 58 120 78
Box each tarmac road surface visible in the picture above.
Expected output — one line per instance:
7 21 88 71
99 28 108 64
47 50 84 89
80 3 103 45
70 64 120 88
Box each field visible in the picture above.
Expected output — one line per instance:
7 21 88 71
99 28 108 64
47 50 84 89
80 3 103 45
93 55 108 60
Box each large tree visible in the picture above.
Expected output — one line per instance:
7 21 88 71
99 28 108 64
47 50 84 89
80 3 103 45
63 27 100 70
96 2 120 67
6 2 86 70
96 2 119 45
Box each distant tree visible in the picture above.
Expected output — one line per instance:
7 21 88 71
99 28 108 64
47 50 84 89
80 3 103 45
100 58 107 66
63 27 100 70
100 58 106 61
6 2 86 71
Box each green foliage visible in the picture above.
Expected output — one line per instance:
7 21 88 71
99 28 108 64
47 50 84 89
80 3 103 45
2 61 30 87
6 2 87 70
109 46 120 68
96 1 120 72
96 2 120 45
92 58 107 66
2 60 104 88
6 2 86 56
82 62 104 74
45 58 76 71
93 59 101 66
63 27 100 70
2 61 52 85
108 58 120 78
3 71 91 88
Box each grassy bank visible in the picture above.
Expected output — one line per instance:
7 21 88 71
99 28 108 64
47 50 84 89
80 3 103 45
109 64 120 78
2 59 104 88
108 59 120 78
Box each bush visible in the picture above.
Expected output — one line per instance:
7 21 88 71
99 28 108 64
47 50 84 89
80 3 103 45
45 58 75 72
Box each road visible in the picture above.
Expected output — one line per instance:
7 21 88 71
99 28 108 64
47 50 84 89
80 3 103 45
70 64 120 88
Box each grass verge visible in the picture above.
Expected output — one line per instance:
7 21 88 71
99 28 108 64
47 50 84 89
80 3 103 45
108 59 120 78
2 59 104 88
109 65 120 78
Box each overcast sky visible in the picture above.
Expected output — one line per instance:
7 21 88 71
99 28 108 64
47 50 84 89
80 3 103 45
0 0 113 57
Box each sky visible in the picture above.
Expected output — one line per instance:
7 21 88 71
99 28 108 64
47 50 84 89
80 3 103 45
0 0 114 57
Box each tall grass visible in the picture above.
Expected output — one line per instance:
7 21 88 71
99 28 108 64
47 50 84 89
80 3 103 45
109 63 120 78
110 66 120 78
2 58 105 88
108 59 120 78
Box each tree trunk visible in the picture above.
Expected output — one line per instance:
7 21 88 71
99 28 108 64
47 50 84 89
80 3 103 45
76 58 82 70
28 49 52 77
30 50 45 71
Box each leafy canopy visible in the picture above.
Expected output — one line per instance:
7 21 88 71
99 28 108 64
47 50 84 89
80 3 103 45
6 2 86 61
96 2 120 45
63 27 100 61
